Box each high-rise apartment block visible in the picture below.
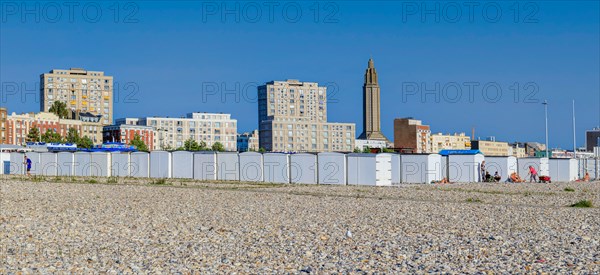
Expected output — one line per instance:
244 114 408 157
393 118 431 153
40 68 113 125
132 113 237 151
258 80 355 152
429 132 471 153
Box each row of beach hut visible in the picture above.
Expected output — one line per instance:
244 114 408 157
1 151 597 184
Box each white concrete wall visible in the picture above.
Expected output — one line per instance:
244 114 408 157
130 152 150 178
74 152 91 177
217 152 239 181
91 152 111 177
193 152 217 180
172 151 193 179
448 154 484 183
318 152 346 185
517 157 549 180
401 154 442 184
111 153 130 177
57 152 74 176
150 151 172 178
289 153 317 184
549 158 578 182
239 152 263 182
40 152 58 176
485 156 517 182
263 153 289 184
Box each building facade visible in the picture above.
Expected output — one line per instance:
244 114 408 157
393 118 431 153
471 140 511 156
137 113 237 151
0 107 7 144
358 58 390 144
103 124 155 150
237 130 260 152
355 139 387 151
429 133 471 153
511 144 527 158
258 80 355 152
40 68 113 125
586 128 600 151
6 112 102 145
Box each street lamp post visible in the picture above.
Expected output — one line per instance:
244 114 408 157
543 100 549 158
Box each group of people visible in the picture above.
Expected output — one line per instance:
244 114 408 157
481 161 538 183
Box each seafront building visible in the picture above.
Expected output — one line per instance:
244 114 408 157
40 68 113 125
586 128 600 151
237 130 259 152
429 133 471 153
471 139 511 156
103 124 156 149
6 112 103 145
393 118 431 153
258 80 355 152
0 108 7 144
118 113 237 151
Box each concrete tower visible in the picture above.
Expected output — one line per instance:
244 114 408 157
358 58 390 143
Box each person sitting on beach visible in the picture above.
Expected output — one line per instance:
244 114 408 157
583 172 590 182
509 172 523 183
485 171 492 182
493 172 501 182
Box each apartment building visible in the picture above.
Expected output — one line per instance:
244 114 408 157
429 132 471 153
237 130 260 152
0 107 7 144
40 68 113 125
103 124 155 149
393 118 431 153
586 128 600 151
258 80 355 152
471 140 511 156
137 112 237 151
6 112 103 145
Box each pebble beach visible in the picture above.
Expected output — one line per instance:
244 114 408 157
1 176 599 273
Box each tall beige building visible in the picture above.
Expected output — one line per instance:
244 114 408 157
138 112 237 151
358 58 390 144
258 80 355 152
429 133 471 153
40 68 113 125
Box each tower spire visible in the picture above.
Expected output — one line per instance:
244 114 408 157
358 57 390 144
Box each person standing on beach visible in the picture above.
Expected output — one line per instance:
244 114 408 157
23 155 32 176
528 165 538 183
480 161 486 182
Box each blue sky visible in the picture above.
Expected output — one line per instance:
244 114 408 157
1 1 599 149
